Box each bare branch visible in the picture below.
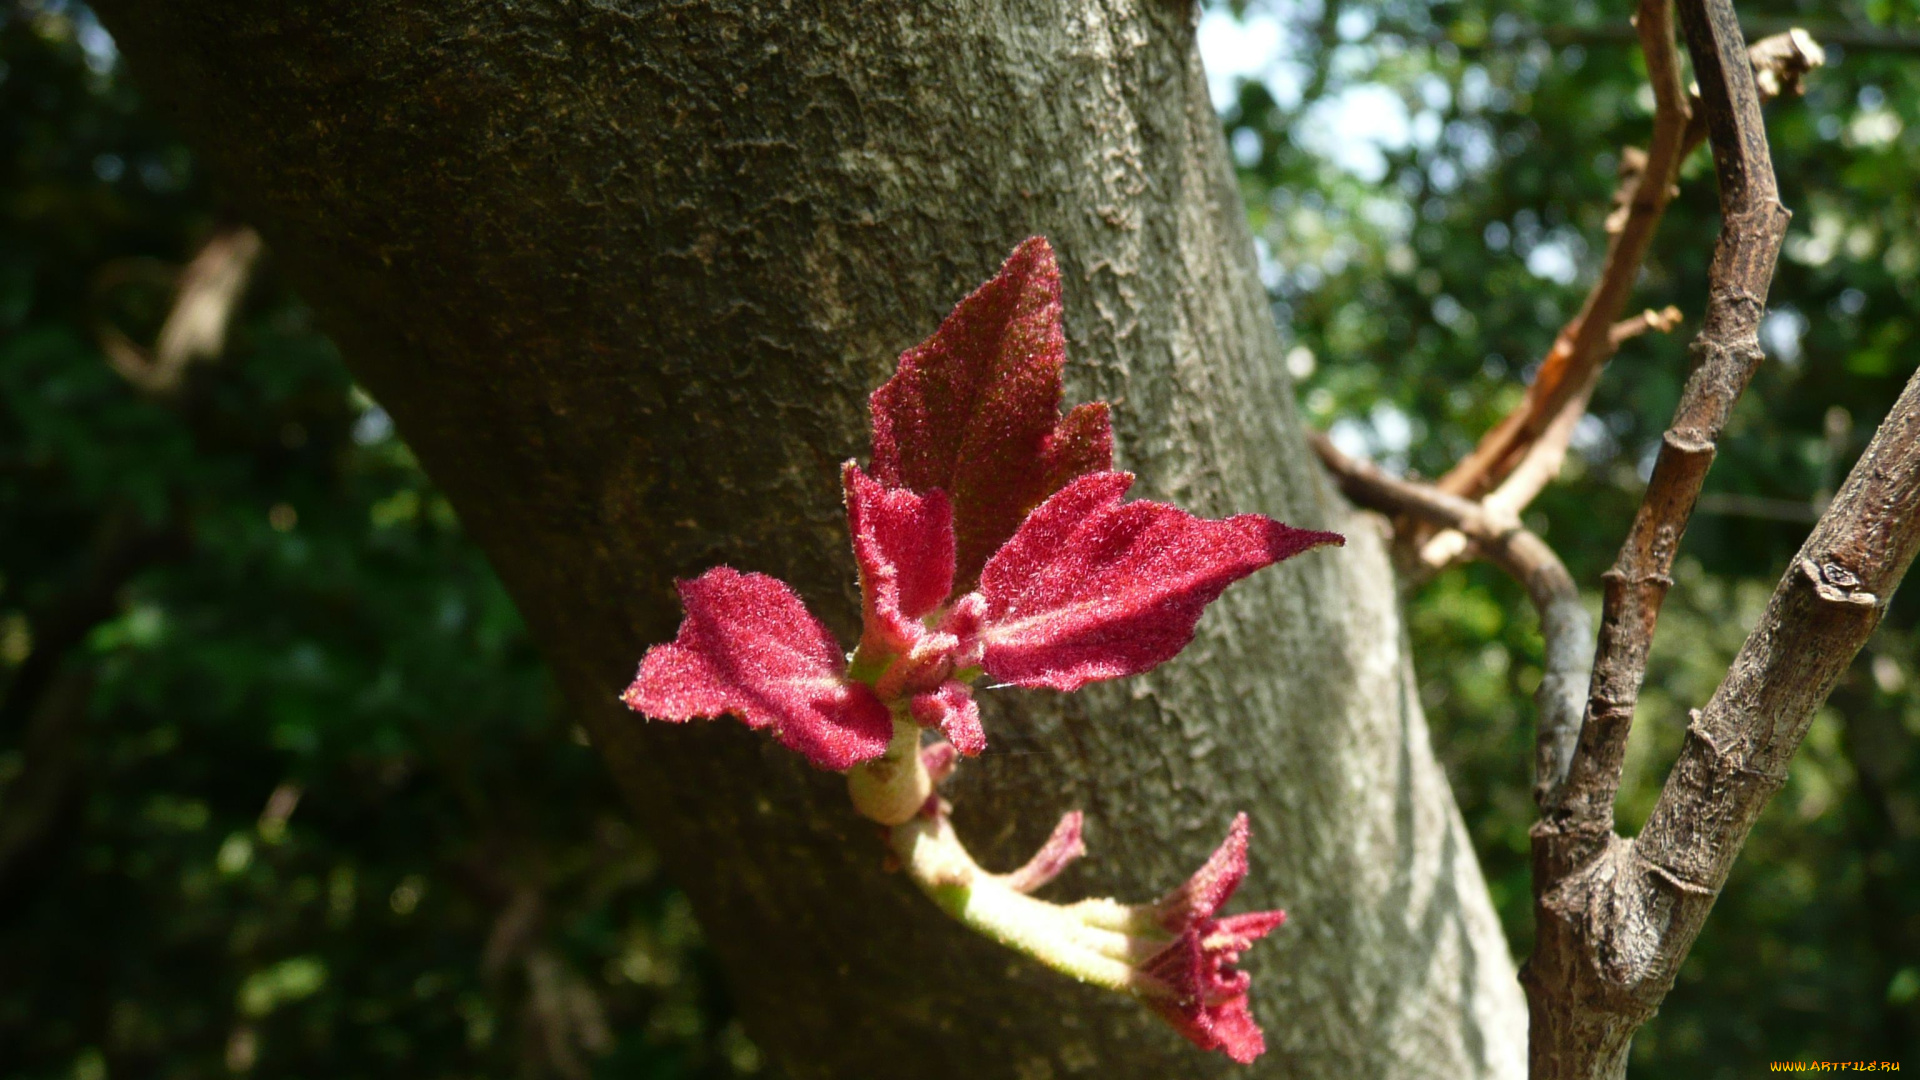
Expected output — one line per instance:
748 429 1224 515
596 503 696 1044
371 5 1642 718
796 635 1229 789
1416 307 1685 571
1301 12 1850 1079
1310 434 1592 798
1418 31 1822 576
96 225 263 396
1525 366 1920 1080
1609 305 1685 347
1433 0 1692 507
1523 0 1807 1075
1634 360 1920 975
1553 0 1791 835
1323 16 1916 58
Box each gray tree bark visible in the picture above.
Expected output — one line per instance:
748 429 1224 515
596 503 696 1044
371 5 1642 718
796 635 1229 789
93 2 1527 1076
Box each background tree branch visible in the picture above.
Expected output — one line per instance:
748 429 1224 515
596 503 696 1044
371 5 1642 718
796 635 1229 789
1414 28 1822 575
1299 3 1911 1074
1309 434 1591 803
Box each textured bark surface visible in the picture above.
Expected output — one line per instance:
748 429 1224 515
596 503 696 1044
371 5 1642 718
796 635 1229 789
92 2 1525 1076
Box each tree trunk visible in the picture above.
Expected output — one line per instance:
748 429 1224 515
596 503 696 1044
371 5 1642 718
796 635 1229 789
93 2 1526 1076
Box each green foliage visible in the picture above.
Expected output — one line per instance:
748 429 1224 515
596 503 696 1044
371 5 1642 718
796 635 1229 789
5 0 1916 1075
1211 0 1919 1069
0 5 756 1076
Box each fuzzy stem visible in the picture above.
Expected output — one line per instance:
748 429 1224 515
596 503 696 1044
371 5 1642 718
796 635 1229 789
847 717 932 825
888 813 1167 993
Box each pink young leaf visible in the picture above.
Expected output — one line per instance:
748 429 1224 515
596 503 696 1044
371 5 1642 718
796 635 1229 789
1152 813 1251 932
907 679 986 756
843 462 956 657
1136 814 1284 1064
920 740 960 785
622 567 893 771
1139 910 1288 1064
974 473 1345 692
1042 400 1114 495
869 237 1113 592
999 810 1087 894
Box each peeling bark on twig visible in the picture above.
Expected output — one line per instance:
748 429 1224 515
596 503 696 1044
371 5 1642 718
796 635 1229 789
1680 29 1827 157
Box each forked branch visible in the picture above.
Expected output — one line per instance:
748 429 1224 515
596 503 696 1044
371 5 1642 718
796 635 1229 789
1518 1 1884 1077
1522 366 1920 1080
1549 0 1791 836
1306 4 1875 1076
1418 28 1824 573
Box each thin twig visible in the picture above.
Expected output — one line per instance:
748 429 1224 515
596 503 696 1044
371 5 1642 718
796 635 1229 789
1417 306 1687 569
1417 31 1822 575
1681 29 1826 158
95 225 263 396
1550 0 1792 835
1591 18 1908 56
1608 306 1685 347
1331 17 1918 57
1433 0 1692 507
1310 434 1592 798
1523 0 1801 1074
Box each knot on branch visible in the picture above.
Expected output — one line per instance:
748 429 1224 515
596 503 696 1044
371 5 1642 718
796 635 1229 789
1637 853 1714 898
1661 430 1715 457
1800 556 1881 608
1538 836 1671 999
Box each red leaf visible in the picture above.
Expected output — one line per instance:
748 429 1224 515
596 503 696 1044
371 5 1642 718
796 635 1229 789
622 568 893 771
1152 812 1251 932
999 810 1086 894
1042 401 1113 495
844 462 955 657
907 679 985 756
920 739 960 785
869 237 1113 592
1140 909 1287 1064
974 473 1344 691
1137 815 1286 1064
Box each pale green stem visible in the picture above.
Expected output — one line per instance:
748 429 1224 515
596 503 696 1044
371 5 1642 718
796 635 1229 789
847 716 931 825
1064 897 1160 935
888 812 1172 994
